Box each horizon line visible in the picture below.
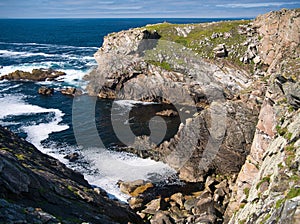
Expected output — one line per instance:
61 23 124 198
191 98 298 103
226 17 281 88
0 17 254 19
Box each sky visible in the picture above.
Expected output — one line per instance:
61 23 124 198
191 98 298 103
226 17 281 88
0 0 299 18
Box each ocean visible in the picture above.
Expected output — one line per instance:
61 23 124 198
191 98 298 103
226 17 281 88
0 18 234 201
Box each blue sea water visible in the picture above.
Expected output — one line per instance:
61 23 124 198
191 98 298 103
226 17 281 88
0 18 237 200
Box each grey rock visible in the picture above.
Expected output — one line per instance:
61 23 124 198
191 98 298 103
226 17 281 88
150 211 173 224
213 44 228 57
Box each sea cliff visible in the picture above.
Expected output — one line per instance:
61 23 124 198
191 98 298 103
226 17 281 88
84 8 300 223
1 8 299 224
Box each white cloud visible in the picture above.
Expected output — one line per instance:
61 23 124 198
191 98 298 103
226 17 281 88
217 2 299 8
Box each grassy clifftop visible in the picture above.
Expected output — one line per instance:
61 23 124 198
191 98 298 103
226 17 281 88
144 20 254 71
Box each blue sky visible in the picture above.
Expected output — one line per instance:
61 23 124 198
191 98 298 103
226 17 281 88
0 0 299 18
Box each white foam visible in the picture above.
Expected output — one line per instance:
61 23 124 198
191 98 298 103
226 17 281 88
55 68 90 87
0 83 21 92
82 148 177 201
0 50 58 58
0 94 69 151
0 41 99 50
114 100 157 108
0 62 64 75
22 113 69 150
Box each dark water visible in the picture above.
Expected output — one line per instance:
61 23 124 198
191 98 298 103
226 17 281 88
0 18 238 200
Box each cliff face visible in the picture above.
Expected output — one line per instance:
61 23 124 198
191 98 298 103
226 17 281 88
0 126 142 224
226 8 300 223
83 8 300 223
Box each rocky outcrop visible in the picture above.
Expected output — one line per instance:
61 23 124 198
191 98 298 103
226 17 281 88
85 25 252 106
61 87 83 96
0 68 66 81
85 20 260 184
0 126 142 224
254 8 300 69
118 179 154 197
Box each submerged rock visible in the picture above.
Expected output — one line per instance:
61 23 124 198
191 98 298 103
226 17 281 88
64 152 80 162
156 109 179 117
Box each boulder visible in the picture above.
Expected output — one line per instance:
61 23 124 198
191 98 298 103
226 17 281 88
150 211 173 224
213 44 228 57
141 198 162 215
170 192 184 208
118 179 154 197
38 86 54 95
60 87 83 96
61 87 76 95
129 197 145 210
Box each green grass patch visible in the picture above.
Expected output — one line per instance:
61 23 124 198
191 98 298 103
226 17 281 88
15 154 25 160
284 144 295 152
145 20 253 71
275 198 285 209
239 219 246 224
67 185 74 192
0 147 13 152
284 132 293 141
256 175 271 190
288 106 295 113
276 125 288 136
278 162 284 169
286 153 296 167
243 187 250 199
286 188 300 199
260 213 271 224
148 60 172 71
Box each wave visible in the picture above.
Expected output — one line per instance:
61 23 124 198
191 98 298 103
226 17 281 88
0 50 97 60
114 100 158 108
81 147 177 201
0 41 99 50
0 94 69 151
0 83 21 92
0 50 59 58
